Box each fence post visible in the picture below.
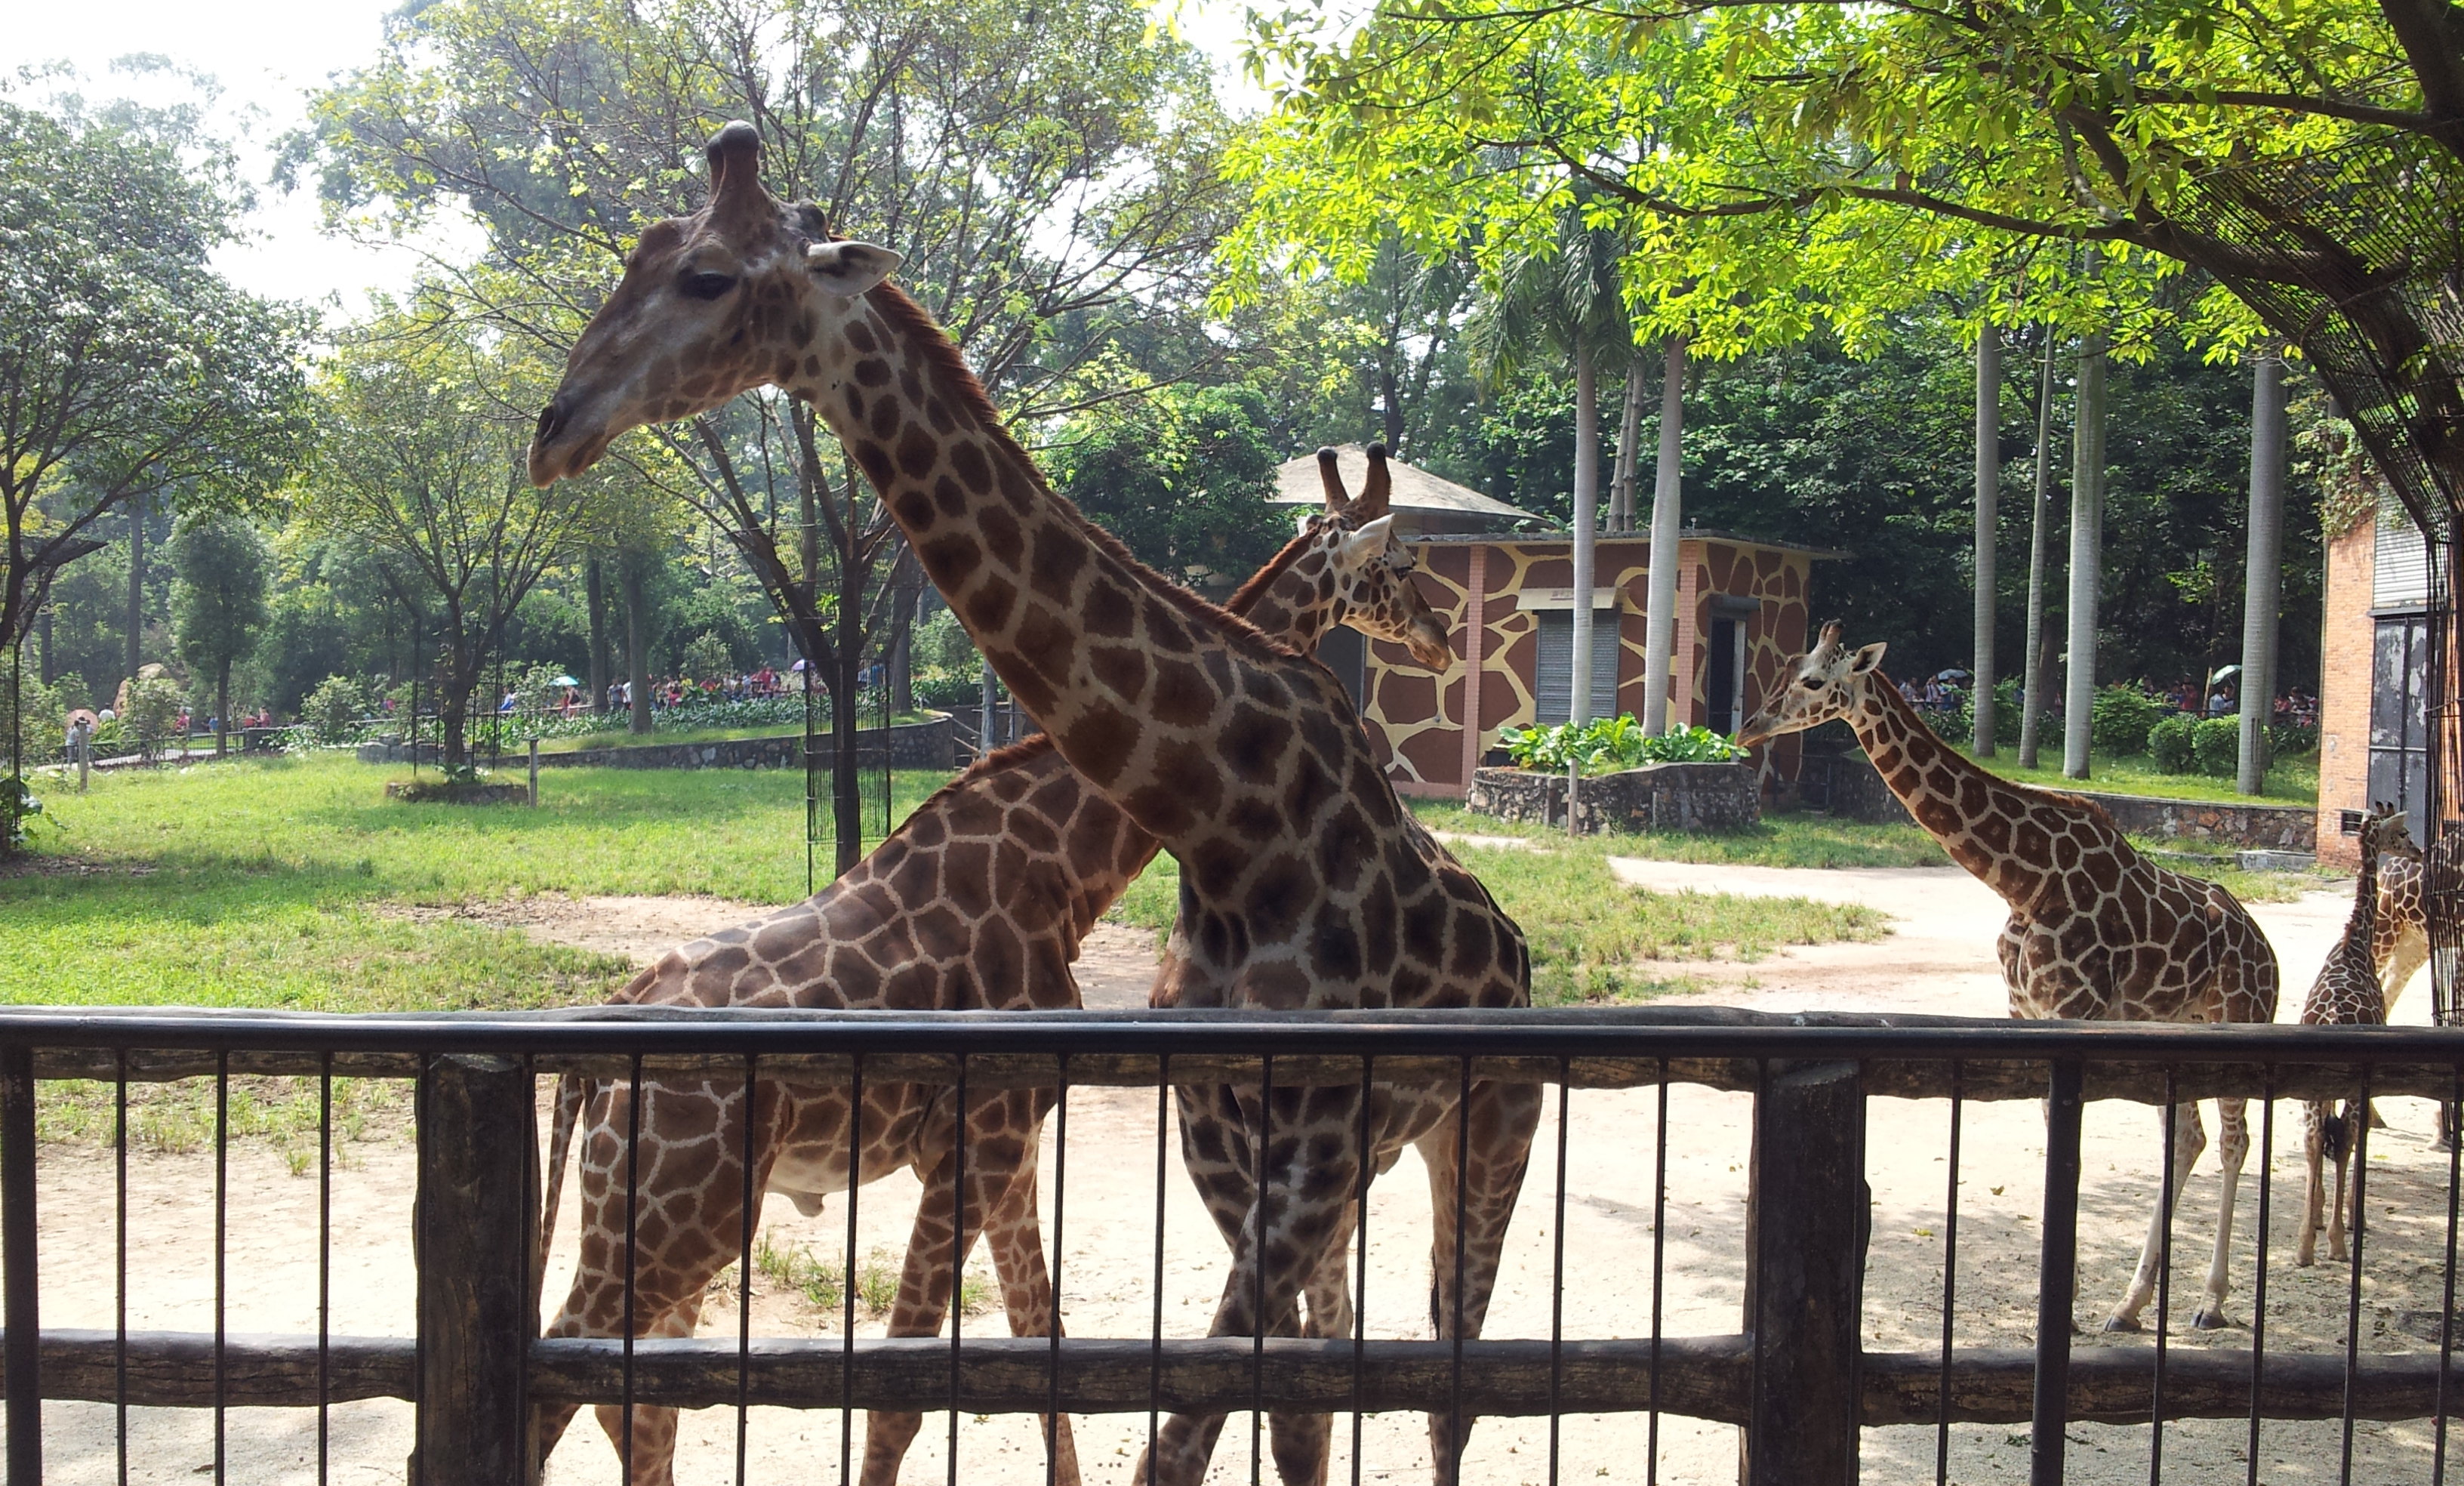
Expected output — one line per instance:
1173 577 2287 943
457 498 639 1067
414 1053 537 1485
528 738 539 808
2032 1059 2085 1486
1739 1058 1866 1486
2 1045 38 1485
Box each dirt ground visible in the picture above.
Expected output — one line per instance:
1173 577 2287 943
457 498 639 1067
19 871 2464 1484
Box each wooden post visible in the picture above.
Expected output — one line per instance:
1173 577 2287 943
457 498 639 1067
414 1053 537 1485
1739 1059 1866 1486
3 1046 38 1485
528 738 539 807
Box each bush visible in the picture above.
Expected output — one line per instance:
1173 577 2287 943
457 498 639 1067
2270 720 2320 757
0 673 64 767
2192 716 2241 777
303 676 365 744
2091 686 2169 758
2148 714 2198 773
1501 715 1746 772
122 676 185 758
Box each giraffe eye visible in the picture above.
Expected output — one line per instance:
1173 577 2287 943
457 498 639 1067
679 270 737 301
1800 677 1819 689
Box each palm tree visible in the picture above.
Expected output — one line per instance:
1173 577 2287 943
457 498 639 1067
1468 202 1634 729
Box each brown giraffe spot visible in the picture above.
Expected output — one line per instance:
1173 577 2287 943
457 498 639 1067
1243 859 1311 942
1150 658 1215 729
793 316 815 345
1150 738 1225 818
1360 877 1399 967
899 363 923 402
979 503 1022 555
1029 526 1089 602
1226 794 1282 844
1184 834 1248 897
1218 707 1283 784
949 439 992 495
925 396 955 433
845 319 877 353
844 386 864 418
893 489 935 529
1011 602 1076 688
1400 893 1448 963
996 461 1039 513
1309 905 1363 982
1083 580 1135 639
931 474 968 519
1447 910 1496 978
802 354 821 378
942 841 993 917
1283 754 1338 825
855 357 893 386
1123 782 1196 839
1315 803 1374 893
867 394 901 442
896 426 938 478
960 572 1017 634
852 439 894 488
1060 703 1138 788
1089 645 1149 704
773 354 797 382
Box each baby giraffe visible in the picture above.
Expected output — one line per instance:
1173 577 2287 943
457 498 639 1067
2299 804 2419 1266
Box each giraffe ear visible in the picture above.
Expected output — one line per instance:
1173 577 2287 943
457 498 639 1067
1849 642 1886 674
1317 448 1351 513
1337 516 1395 572
805 241 904 296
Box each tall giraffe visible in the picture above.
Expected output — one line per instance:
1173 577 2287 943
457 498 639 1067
1737 622 2280 1333
531 455 1449 1486
2298 805 2414 1266
530 122 1540 1486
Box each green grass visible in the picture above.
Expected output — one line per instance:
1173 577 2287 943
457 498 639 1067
530 712 939 755
1956 746 2318 806
1106 810 1893 1006
1410 800 1952 868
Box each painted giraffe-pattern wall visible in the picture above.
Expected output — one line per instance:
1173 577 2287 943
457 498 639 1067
1360 535 1815 797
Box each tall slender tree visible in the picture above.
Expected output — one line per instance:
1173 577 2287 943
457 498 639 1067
1643 337 1686 735
168 514 272 756
2017 332 2063 770
2064 331 2109 779
1973 324 2002 756
2238 352 2290 794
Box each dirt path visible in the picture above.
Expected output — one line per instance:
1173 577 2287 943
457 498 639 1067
20 871 2459 1484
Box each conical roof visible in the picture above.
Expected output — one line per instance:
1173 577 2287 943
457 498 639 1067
1270 445 1542 523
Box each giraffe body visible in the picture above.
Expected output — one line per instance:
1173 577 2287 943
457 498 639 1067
534 463 1449 1484
531 122 1538 1486
1739 624 2281 1333
2299 806 2416 1266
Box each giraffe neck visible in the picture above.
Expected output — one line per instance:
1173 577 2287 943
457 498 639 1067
787 288 1323 851
1845 674 2121 908
2347 838 2381 954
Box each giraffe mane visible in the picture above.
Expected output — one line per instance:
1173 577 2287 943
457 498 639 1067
1221 524 1326 613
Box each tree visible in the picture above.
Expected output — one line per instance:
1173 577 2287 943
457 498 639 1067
304 314 602 768
169 513 271 754
1043 385 1290 590
0 95 309 674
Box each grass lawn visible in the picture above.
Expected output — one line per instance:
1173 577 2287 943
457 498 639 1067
527 711 941 754
1957 745 2318 807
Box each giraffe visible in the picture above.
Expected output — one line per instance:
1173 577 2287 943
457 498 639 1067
2372 829 2454 1017
527 122 1540 1486
1736 621 2281 1333
2298 804 2416 1266
531 451 1452 1485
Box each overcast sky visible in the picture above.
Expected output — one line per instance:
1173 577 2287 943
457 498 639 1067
4 0 1264 321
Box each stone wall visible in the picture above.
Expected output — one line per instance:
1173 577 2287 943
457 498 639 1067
1797 751 2316 852
531 715 953 772
1468 762 1760 834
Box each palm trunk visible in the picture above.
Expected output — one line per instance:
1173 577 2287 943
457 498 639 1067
622 560 653 735
2062 330 2108 779
214 663 230 757
586 556 611 715
1973 323 2001 756
2017 335 2060 769
1569 346 1601 728
126 498 143 691
2237 351 2288 794
1642 336 1686 734
1610 359 1645 534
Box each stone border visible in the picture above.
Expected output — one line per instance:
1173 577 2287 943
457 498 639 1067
1468 763 1761 835
357 715 954 772
1800 751 2316 851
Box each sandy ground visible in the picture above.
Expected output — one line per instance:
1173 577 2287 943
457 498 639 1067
19 871 2464 1484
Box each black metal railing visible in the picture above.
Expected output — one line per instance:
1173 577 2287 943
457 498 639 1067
0 1007 2460 1484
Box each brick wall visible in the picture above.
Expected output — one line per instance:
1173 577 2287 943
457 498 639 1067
2315 510 2375 869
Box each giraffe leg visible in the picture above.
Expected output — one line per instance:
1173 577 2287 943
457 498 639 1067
1417 1081 1542 1483
980 1135 1084 1486
2329 1103 2356 1263
1135 1083 1364 1486
2105 1099 2207 1333
859 1100 1037 1486
2297 1099 2329 1268
2192 1099 2250 1329
1266 1200 1362 1486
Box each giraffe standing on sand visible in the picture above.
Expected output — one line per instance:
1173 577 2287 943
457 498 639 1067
528 122 1540 1486
1737 622 2281 1333
2299 805 2416 1266
531 452 1452 1486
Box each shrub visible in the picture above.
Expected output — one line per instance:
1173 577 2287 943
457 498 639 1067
303 676 365 744
2148 714 2198 773
122 676 185 758
0 673 64 766
2192 716 2242 777
1501 715 1746 771
2091 686 2169 758
2270 720 2320 757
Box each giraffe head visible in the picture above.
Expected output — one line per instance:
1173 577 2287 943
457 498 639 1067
1310 444 1451 669
1734 620 1886 748
2361 802 2419 870
529 121 904 486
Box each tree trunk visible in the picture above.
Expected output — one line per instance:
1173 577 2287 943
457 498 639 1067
886 543 919 715
1569 344 1602 729
1378 365 1405 452
1643 336 1686 735
2018 336 2061 770
2062 331 2108 780
214 662 230 758
1610 359 1645 534
1973 323 2001 757
126 498 143 691
622 559 653 735
37 609 51 686
2238 351 2288 794
438 618 473 770
833 544 865 876
585 556 611 716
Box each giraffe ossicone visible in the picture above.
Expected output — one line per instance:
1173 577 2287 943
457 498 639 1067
1739 620 2281 1333
531 119 1529 1486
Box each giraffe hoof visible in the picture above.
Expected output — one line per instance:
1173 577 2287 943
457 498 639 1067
2099 1313 2143 1334
2191 1307 2235 1332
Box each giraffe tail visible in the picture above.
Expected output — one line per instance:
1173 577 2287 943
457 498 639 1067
2321 1101 2355 1166
534 1071 589 1318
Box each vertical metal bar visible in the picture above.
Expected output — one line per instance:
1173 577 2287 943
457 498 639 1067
1149 1055 1169 1469
1937 1062 1964 1486
411 1061 427 1486
2151 1069 2178 1483
842 1055 864 1486
2033 1059 2085 1486
1548 1059 1569 1486
950 1052 968 1486
2341 1069 2373 1485
738 1053 757 1486
1252 1054 1274 1486
116 1051 128 1486
1047 1056 1068 1486
1647 1059 1668 1486
214 1050 227 1484
2 1043 42 1486
1351 1054 1372 1486
621 1053 642 1482
319 1053 332 1486
2247 1067 2275 1486
1448 1057 1472 1486
2438 1066 2461 1482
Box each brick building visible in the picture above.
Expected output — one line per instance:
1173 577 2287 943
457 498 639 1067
2315 492 2438 868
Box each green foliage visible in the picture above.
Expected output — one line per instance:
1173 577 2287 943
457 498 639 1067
2191 717 2242 778
2148 714 2199 775
0 775 42 856
303 677 365 744
2271 721 2320 757
2091 687 2170 760
1502 715 1745 772
678 632 732 686
1046 384 1290 588
121 676 183 758
170 513 273 726
1 672 64 768
909 609 982 708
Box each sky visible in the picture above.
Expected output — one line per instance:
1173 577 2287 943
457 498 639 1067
2 0 1267 321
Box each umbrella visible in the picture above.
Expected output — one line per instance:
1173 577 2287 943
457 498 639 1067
2209 664 2241 684
790 658 810 673
550 674 581 688
66 709 99 731
1935 668 1974 683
